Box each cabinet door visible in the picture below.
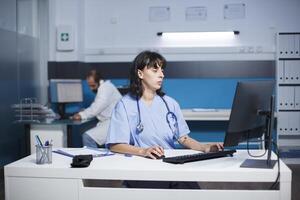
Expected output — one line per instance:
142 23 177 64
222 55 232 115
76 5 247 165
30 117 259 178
277 61 285 83
277 112 289 135
295 87 300 109
288 112 300 134
278 87 295 110
278 35 295 58
295 34 300 57
5 177 78 200
285 60 300 84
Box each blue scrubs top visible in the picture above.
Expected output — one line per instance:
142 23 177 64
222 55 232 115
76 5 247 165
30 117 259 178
106 94 190 149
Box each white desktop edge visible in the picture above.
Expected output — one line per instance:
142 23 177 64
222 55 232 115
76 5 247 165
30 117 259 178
4 149 291 200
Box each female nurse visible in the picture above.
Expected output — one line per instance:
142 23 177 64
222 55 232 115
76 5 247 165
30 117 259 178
106 50 223 157
106 51 223 189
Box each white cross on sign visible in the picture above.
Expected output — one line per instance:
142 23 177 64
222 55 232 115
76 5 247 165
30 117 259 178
61 33 69 41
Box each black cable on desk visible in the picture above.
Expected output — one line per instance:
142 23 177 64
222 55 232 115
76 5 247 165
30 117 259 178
245 133 280 190
246 134 267 157
269 141 280 190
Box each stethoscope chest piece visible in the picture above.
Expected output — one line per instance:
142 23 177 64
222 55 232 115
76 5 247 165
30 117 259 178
136 122 144 133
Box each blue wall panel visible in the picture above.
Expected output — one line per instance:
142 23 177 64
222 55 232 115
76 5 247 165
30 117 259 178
65 78 274 148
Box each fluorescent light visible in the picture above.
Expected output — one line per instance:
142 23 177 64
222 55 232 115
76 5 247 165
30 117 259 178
157 31 239 40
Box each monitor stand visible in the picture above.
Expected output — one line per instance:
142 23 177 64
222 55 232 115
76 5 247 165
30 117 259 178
57 103 67 119
240 159 276 169
240 95 276 169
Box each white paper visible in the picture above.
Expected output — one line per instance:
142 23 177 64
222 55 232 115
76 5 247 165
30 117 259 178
61 147 106 155
57 82 83 102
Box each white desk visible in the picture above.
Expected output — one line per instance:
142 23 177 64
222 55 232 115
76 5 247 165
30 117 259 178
5 149 291 200
182 109 231 121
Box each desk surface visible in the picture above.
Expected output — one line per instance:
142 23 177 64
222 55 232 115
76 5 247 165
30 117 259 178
5 149 290 183
20 118 92 125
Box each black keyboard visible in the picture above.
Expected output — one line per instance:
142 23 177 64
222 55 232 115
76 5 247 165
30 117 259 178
162 149 236 164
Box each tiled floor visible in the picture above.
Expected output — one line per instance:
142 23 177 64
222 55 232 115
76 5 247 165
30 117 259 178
1 165 300 200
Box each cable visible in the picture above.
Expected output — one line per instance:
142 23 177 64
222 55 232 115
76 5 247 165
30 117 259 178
245 132 280 190
246 132 267 157
269 141 280 190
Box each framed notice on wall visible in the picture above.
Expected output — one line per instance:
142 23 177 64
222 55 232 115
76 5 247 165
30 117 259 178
185 7 207 21
149 7 170 22
224 3 246 20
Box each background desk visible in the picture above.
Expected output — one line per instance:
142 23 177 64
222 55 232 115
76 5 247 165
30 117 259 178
182 109 231 121
23 108 231 155
5 149 291 200
23 119 93 155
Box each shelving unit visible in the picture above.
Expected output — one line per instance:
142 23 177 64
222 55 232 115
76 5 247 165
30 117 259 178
276 32 300 164
11 98 55 123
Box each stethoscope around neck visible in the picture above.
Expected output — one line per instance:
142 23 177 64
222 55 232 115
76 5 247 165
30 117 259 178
136 96 179 140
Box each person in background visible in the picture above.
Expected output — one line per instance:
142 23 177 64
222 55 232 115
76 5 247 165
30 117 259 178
72 69 122 148
106 51 223 189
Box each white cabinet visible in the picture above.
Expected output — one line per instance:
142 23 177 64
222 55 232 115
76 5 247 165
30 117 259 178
276 33 300 163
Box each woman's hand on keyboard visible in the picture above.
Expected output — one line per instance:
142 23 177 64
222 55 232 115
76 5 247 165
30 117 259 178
204 143 224 153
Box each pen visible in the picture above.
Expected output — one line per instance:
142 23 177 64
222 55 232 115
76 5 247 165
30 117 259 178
35 135 49 163
92 152 115 158
35 135 44 147
53 150 74 158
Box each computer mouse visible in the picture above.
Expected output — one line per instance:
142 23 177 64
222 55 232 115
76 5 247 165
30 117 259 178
146 153 165 160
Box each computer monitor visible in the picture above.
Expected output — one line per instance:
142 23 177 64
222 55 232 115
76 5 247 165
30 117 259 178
224 80 276 169
49 79 83 119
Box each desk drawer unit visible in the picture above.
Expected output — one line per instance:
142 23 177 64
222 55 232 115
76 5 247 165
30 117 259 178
5 177 78 200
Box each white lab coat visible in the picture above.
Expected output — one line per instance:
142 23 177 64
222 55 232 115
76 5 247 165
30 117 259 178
79 80 122 145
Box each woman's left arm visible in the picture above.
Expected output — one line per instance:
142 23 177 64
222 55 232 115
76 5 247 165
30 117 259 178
178 135 223 153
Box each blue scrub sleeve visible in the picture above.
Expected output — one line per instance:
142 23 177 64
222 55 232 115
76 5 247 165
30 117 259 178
106 101 131 147
173 100 190 139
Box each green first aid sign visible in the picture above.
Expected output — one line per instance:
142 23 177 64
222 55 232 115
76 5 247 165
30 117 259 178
61 33 69 41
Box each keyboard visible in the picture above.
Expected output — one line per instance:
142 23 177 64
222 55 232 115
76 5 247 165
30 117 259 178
60 112 76 120
162 149 236 164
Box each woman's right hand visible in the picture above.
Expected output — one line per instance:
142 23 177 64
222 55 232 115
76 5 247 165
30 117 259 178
71 113 81 120
142 146 164 159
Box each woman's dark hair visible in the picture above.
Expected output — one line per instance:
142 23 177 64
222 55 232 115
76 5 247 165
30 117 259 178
87 69 102 83
129 51 166 98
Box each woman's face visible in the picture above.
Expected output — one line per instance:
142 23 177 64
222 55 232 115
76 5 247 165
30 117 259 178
138 64 164 92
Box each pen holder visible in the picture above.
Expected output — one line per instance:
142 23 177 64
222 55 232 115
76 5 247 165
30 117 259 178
36 144 52 164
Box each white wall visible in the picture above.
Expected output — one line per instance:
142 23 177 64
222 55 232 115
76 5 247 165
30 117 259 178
49 0 300 62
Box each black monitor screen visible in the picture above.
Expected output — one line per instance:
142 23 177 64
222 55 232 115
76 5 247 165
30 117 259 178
224 80 274 147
